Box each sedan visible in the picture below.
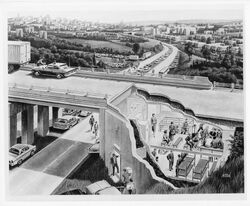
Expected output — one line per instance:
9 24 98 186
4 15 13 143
86 180 121 195
9 144 36 166
78 111 92 117
62 108 81 116
53 115 80 130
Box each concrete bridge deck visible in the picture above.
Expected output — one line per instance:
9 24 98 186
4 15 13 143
8 70 243 122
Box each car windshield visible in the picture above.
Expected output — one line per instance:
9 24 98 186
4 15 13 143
9 148 20 155
57 119 68 123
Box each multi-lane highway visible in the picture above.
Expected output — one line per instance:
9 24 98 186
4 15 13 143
148 44 178 75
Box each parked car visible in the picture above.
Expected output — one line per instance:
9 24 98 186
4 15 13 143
62 108 81 116
88 141 100 154
32 62 78 79
60 189 86 195
53 115 80 130
9 144 36 166
85 180 121 195
78 110 92 117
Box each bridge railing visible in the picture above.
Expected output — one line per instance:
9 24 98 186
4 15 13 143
8 83 108 99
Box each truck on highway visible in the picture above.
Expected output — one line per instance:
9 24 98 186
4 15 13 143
142 51 152 59
32 62 79 79
8 41 31 73
128 55 139 61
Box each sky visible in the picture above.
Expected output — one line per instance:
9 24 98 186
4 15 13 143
5 0 244 23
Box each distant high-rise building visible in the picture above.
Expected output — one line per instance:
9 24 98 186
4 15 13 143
24 26 34 33
16 28 23 37
39 30 47 39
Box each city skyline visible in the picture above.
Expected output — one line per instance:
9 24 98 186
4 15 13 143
7 2 243 24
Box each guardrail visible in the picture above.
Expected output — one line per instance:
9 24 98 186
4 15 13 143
8 83 108 110
8 83 108 99
74 70 213 90
213 81 243 90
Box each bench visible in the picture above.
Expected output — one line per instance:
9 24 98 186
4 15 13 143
173 137 182 148
192 159 209 181
208 161 217 176
177 156 195 177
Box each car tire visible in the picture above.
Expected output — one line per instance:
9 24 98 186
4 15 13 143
17 159 23 166
34 71 40 76
56 74 63 79
8 64 15 73
30 150 35 156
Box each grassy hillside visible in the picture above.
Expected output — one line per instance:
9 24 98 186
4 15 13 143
64 39 133 52
146 156 244 194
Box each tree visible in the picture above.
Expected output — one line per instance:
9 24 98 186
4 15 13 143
228 128 244 161
50 45 57 53
132 43 140 54
200 36 206 42
201 46 211 63
185 42 193 61
92 54 97 66
206 37 212 44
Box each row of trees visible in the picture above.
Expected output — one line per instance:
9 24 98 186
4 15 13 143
184 42 243 68
31 47 99 68
172 43 243 84
8 34 134 56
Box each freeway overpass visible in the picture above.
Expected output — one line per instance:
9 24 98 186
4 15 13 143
9 114 95 195
8 70 243 196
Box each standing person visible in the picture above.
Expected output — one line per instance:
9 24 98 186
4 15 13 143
110 153 119 176
167 151 174 171
162 130 170 145
126 178 135 194
169 122 175 141
197 123 204 133
152 148 157 157
175 154 182 177
151 114 157 138
93 121 98 138
89 115 95 132
181 119 189 134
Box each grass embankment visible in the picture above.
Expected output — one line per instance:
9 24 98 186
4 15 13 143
64 39 133 52
54 154 123 194
146 156 244 194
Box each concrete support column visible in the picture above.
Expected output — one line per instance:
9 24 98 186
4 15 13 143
37 105 49 137
21 105 34 144
9 114 17 147
99 108 106 159
52 107 59 123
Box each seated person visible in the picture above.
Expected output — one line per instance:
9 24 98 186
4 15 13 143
211 138 224 149
191 133 199 148
162 130 170 145
185 134 194 150
216 130 223 139
36 58 45 66
210 128 217 139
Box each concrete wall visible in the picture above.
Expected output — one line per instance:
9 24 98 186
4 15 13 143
104 108 175 194
116 99 127 116
104 110 133 175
